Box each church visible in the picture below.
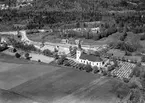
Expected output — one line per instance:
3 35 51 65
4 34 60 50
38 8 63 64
75 40 104 68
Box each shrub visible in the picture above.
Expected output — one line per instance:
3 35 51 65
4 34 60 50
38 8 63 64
102 70 107 76
63 60 70 66
128 82 138 89
54 53 59 59
108 65 115 71
107 71 112 77
13 48 17 53
56 55 67 65
123 78 129 83
93 66 99 74
15 53 21 58
84 65 93 72
141 55 145 62
78 64 84 70
43 49 52 56
0 44 8 52
25 53 31 60
56 59 64 65
125 51 132 56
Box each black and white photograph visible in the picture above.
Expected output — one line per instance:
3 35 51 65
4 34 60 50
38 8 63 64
0 0 145 103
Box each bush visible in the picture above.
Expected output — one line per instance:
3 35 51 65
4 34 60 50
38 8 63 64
125 51 132 56
123 78 129 83
84 65 93 72
56 59 64 65
93 66 99 73
102 70 107 76
141 55 145 62
25 53 31 60
108 65 115 71
0 44 8 52
56 55 67 65
13 48 17 53
43 49 52 56
107 71 112 77
15 53 21 58
128 82 138 89
63 60 70 66
54 53 59 59
78 64 84 70
38 59 41 62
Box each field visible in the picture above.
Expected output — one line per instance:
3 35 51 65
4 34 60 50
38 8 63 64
0 53 130 103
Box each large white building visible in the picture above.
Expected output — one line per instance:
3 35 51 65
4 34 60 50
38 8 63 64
76 49 104 68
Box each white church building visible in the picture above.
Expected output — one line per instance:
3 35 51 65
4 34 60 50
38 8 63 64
76 49 104 68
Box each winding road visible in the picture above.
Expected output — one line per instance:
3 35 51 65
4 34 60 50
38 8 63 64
0 30 107 53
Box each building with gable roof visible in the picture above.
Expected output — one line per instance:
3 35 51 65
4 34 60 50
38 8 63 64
76 48 104 68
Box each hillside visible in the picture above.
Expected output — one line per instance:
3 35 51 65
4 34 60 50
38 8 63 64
32 0 145 12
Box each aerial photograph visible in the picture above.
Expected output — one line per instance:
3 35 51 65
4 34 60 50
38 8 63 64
0 0 145 103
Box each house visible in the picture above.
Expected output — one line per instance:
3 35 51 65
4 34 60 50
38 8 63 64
76 49 104 68
61 39 69 44
0 36 9 43
90 27 100 33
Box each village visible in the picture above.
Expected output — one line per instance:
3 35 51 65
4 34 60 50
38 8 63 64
0 29 140 82
0 0 145 102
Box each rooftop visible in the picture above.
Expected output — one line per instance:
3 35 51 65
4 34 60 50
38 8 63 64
79 52 102 62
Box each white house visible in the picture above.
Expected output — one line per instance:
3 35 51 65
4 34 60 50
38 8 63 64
76 49 104 68
90 27 100 33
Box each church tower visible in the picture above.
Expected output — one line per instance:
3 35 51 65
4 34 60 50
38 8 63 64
76 39 83 60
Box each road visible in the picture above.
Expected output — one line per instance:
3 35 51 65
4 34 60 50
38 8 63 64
0 30 107 52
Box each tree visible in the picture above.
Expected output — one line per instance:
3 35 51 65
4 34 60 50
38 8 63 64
70 46 77 56
54 53 59 60
93 66 99 74
78 63 84 70
12 48 17 53
43 49 52 56
94 51 100 56
125 51 132 56
84 64 93 73
63 60 70 66
141 55 145 62
15 53 21 58
108 65 115 71
57 59 64 65
57 55 67 65
102 70 107 76
132 66 141 77
123 78 129 83
25 53 31 60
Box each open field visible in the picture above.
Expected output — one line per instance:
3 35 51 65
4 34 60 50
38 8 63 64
0 61 61 90
0 53 130 103
9 67 125 103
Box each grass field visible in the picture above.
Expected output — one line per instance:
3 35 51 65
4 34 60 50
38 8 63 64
0 53 129 103
0 88 36 103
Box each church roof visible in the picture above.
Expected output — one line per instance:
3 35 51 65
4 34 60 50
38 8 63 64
79 52 102 62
